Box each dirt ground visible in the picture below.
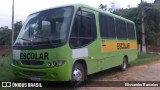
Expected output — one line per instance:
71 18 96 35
78 60 160 90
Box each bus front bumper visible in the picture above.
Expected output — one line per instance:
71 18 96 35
11 64 71 81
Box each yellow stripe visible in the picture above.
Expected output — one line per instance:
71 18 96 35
101 41 137 53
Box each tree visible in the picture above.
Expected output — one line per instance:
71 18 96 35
108 1 116 12
99 2 119 12
99 4 107 11
0 26 11 46
14 21 22 41
113 2 160 46
0 21 22 46
154 0 160 3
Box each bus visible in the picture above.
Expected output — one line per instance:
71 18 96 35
12 4 137 86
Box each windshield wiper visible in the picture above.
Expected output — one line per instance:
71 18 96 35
18 38 35 47
34 35 50 40
18 38 32 42
34 35 55 46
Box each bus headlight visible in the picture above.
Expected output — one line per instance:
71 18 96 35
47 62 52 67
47 60 66 67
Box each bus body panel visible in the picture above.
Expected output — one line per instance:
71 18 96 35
12 62 71 81
12 44 74 81
12 4 138 81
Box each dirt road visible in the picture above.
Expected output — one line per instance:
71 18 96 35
79 60 160 90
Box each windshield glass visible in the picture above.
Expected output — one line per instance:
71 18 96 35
14 6 73 47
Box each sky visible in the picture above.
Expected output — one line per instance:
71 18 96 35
0 0 155 28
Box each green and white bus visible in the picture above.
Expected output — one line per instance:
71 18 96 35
12 4 137 85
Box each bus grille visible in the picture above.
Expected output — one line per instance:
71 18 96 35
21 60 44 65
21 70 46 76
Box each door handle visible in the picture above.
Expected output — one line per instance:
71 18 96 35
102 44 106 47
102 40 106 47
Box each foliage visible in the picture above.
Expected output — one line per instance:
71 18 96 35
0 21 22 46
0 26 11 45
14 21 22 41
0 54 15 81
130 53 160 66
113 2 160 45
154 0 160 3
99 4 107 11
99 2 119 12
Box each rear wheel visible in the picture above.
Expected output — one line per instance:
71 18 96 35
120 57 128 71
71 63 85 86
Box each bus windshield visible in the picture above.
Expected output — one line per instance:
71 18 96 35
14 6 73 48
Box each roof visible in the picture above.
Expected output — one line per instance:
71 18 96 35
28 3 134 23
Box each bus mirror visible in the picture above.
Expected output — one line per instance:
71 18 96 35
77 8 82 15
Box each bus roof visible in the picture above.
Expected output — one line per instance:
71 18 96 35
28 4 134 24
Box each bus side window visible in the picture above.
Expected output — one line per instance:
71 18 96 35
127 23 135 39
99 13 116 39
69 10 97 48
115 19 127 39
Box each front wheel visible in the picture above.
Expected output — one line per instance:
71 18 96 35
71 63 85 86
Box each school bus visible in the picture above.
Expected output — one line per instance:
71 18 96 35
12 4 137 86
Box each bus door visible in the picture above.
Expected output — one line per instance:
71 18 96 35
69 8 101 74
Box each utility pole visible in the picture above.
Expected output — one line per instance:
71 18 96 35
141 0 146 53
11 0 14 46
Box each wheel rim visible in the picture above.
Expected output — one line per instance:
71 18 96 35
123 60 127 69
72 68 82 81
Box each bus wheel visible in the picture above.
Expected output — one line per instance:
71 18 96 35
71 63 85 86
121 57 128 71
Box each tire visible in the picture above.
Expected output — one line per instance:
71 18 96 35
71 63 85 87
120 57 128 71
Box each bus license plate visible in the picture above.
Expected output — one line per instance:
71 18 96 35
30 76 41 81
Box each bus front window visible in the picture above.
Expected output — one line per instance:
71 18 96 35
14 6 73 49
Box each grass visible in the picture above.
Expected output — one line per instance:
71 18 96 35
0 52 160 81
0 54 15 81
130 53 160 66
